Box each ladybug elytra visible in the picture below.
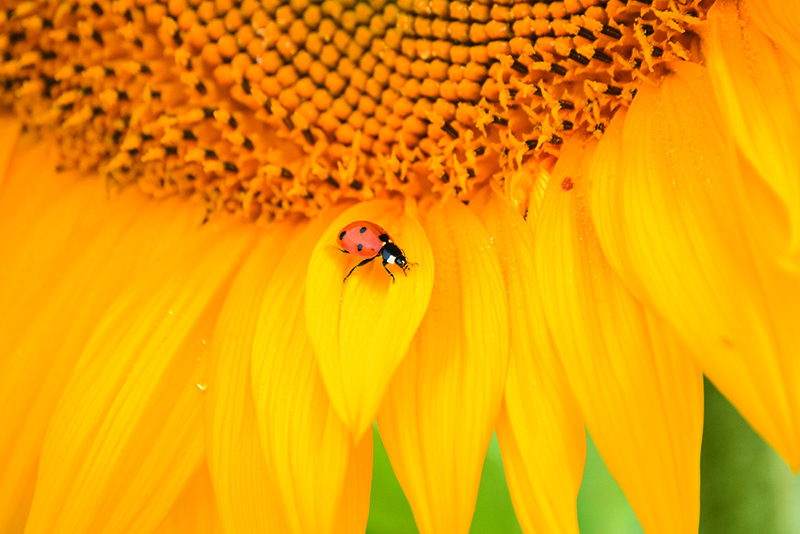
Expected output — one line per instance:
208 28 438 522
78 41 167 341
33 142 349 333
336 221 413 283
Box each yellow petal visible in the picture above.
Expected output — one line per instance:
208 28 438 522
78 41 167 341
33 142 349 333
0 133 199 531
252 213 372 534
590 61 800 469
537 136 703 534
0 114 22 191
377 199 508 534
470 187 585 534
305 200 434 438
154 465 224 534
24 218 255 533
0 190 140 530
705 0 800 257
0 140 99 311
207 222 300 533
331 432 373 534
748 0 800 65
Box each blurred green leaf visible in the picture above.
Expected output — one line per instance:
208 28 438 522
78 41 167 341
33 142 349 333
366 427 521 533
471 436 522 533
367 382 800 534
366 424 417 534
578 432 644 534
700 378 800 534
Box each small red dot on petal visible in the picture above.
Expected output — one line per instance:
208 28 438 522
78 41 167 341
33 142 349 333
561 177 574 191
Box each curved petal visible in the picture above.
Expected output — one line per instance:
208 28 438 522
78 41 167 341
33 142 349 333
749 0 800 65
252 213 372 534
207 221 300 533
0 139 99 311
377 199 508 534
0 138 199 531
0 114 22 191
590 61 800 469
305 200 434 438
24 220 256 533
470 187 585 534
705 0 800 258
153 465 224 534
537 136 704 534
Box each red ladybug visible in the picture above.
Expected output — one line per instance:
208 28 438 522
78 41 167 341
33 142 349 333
337 220 413 283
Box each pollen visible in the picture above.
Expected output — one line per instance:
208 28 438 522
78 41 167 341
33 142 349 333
0 0 709 222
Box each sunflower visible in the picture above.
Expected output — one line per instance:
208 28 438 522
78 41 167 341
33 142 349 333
1 0 798 532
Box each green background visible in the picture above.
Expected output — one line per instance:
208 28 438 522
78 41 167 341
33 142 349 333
366 380 800 533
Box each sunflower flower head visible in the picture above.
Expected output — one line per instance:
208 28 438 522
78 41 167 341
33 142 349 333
2 1 800 534
2 0 707 219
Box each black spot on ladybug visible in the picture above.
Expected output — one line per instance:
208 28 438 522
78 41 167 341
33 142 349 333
360 227 367 233
339 230 346 240
357 244 363 252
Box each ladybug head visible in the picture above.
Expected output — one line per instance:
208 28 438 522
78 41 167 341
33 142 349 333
381 242 415 277
395 251 417 276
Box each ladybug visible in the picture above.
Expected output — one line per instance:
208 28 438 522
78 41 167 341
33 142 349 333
337 220 413 283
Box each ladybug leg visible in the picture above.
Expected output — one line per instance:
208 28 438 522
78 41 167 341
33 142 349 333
343 255 378 282
338 248 350 254
381 261 396 283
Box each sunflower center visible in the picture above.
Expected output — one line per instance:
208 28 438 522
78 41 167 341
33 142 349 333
0 0 708 221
